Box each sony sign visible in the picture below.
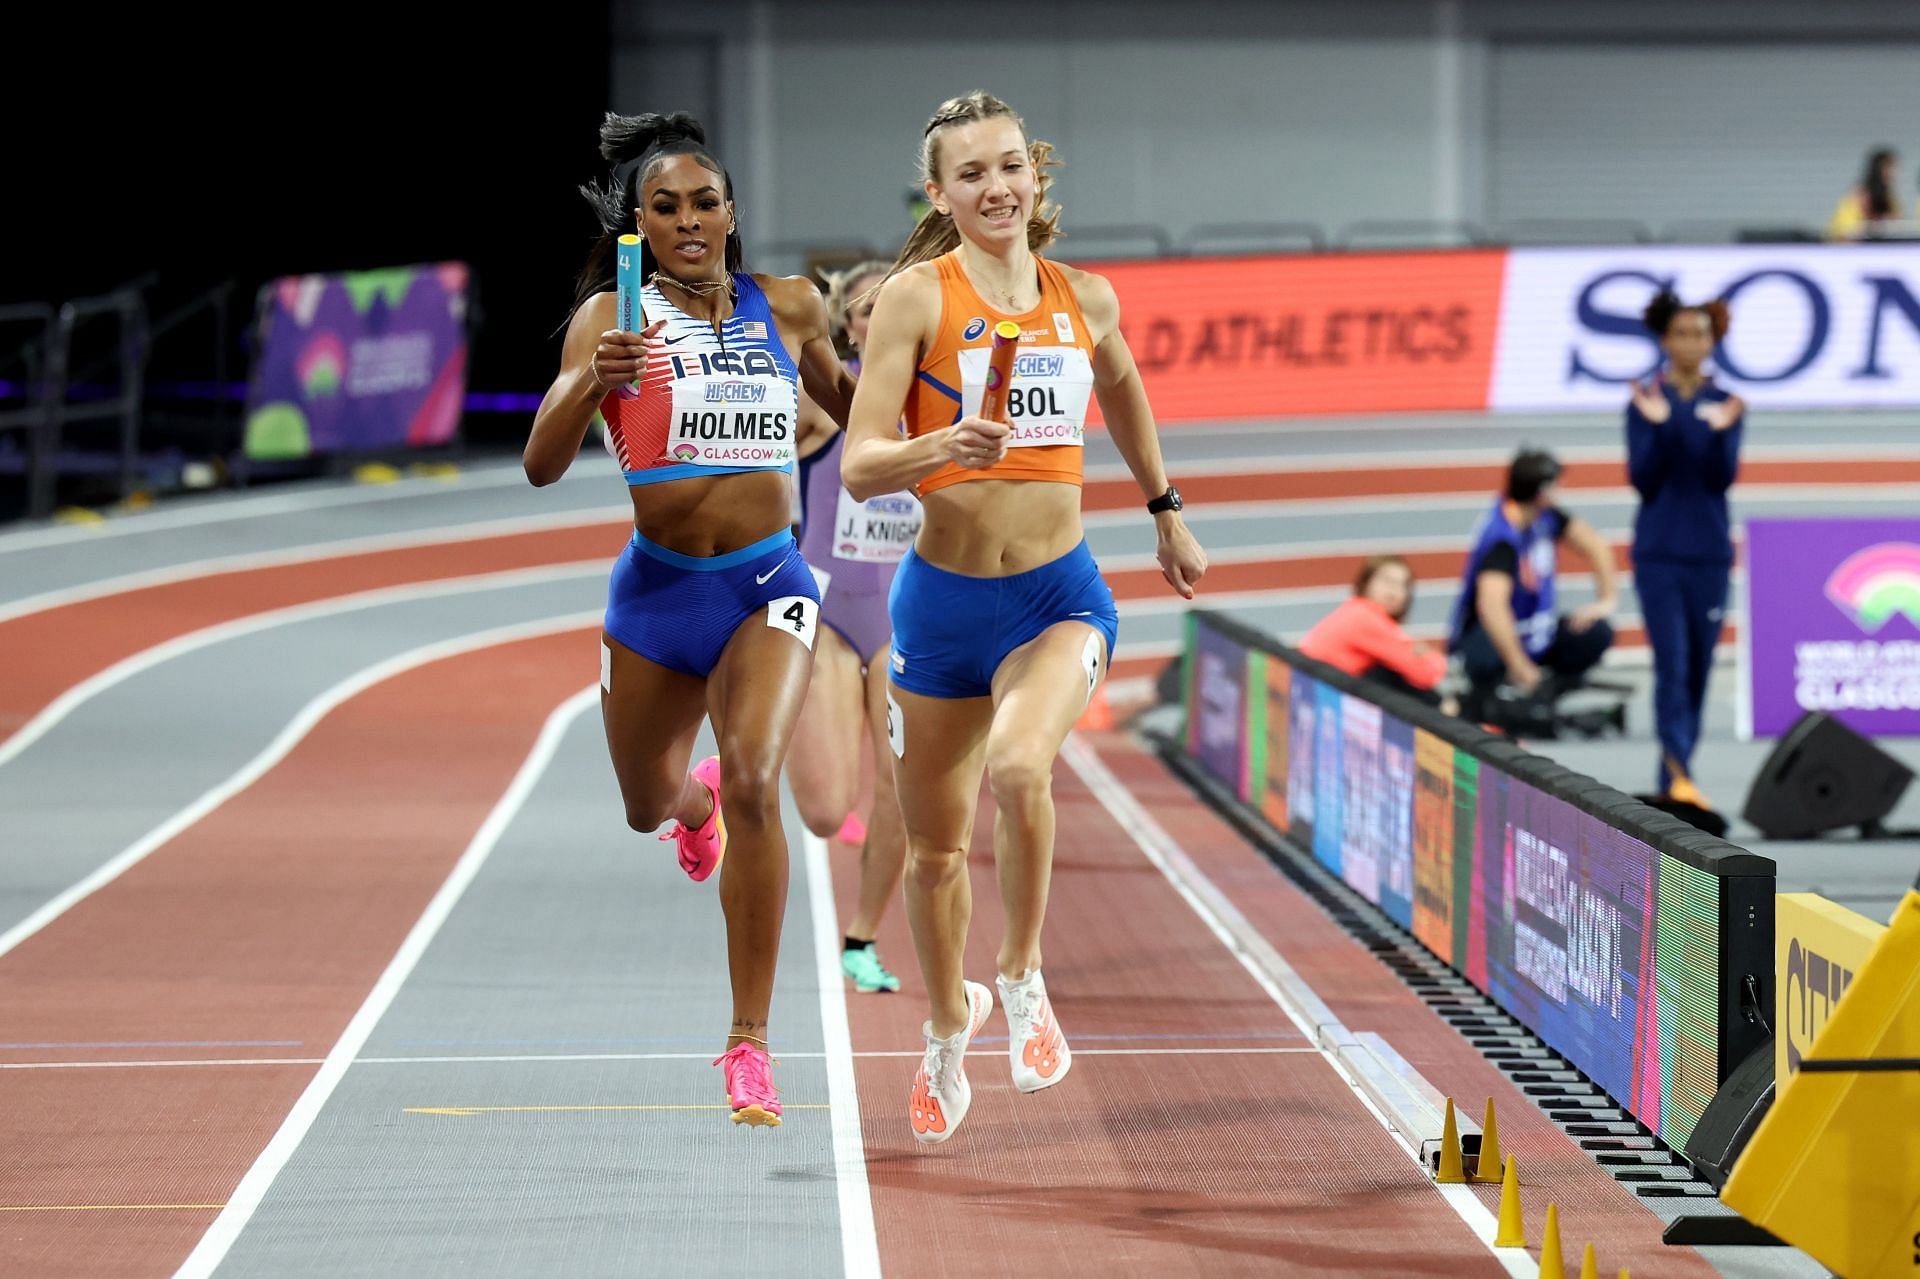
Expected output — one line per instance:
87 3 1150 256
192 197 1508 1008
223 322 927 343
1491 246 1920 410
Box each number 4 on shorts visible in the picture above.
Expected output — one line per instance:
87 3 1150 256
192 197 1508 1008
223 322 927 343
766 595 819 651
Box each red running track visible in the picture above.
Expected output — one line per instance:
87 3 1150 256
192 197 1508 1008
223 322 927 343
0 629 594 1277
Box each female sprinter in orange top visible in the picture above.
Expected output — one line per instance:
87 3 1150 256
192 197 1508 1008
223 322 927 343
788 261 917 995
842 91 1208 1145
524 112 855 1127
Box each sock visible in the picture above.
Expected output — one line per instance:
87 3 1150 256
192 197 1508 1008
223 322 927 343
844 935 871 953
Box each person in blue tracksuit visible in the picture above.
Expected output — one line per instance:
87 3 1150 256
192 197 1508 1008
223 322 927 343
1450 449 1621 720
1626 291 1744 807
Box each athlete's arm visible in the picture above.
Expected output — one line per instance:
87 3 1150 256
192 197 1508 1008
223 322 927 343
764 275 858 428
524 293 660 486
1073 268 1208 600
794 387 838 457
840 267 1005 501
1475 570 1541 692
1560 513 1620 633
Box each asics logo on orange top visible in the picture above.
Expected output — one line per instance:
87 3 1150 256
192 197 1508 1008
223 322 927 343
903 251 1098 497
1022 1006 1066 1079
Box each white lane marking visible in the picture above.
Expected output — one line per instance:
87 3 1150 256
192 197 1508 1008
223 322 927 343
0 562 607 770
0 504 627 624
1079 481 1920 529
0 463 543 555
800 828 882 1279
171 684 601 1279
0 1046 1321 1071
1114 570 1635 617
1084 441 1920 482
0 613 601 967
1059 735 1534 1276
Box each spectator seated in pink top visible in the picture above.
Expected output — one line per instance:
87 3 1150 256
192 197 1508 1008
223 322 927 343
1298 555 1448 708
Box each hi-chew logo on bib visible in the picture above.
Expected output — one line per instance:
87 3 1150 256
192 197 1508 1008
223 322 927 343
668 374 797 466
834 487 922 562
957 344 1094 447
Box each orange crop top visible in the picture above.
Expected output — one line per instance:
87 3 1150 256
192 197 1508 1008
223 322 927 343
902 251 1097 497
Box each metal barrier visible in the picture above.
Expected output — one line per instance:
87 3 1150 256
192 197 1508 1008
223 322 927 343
1182 221 1327 255
1059 222 1176 259
1493 218 1655 246
0 303 58 514
1337 219 1489 249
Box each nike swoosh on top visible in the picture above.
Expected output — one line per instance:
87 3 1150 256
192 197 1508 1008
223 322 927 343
662 331 700 345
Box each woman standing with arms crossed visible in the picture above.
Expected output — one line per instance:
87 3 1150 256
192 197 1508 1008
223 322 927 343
842 91 1208 1145
524 112 855 1127
790 260 919 994
1627 290 1744 810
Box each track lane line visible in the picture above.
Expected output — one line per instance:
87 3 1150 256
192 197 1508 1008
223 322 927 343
0 612 600 966
170 683 600 1279
0 562 605 772
1059 734 1533 1277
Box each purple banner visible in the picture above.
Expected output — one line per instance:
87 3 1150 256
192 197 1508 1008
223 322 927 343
1189 620 1249 789
1745 517 1920 738
245 263 470 460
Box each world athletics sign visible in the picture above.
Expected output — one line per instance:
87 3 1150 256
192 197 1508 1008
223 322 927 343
1741 518 1920 738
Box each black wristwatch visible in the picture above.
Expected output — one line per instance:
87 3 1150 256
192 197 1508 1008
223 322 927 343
1146 485 1183 515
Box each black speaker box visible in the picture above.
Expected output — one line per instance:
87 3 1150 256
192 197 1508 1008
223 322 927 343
1742 713 1914 840
1682 1035 1774 1189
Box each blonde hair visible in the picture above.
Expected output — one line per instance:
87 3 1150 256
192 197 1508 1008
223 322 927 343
819 259 893 351
879 91 1063 289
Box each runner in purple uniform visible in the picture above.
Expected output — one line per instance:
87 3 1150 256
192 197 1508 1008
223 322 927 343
790 261 920 992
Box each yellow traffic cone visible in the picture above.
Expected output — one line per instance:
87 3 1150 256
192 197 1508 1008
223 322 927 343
1475 1096 1503 1182
1579 1242 1598 1279
1494 1155 1525 1247
1436 1098 1466 1183
1539 1203 1565 1279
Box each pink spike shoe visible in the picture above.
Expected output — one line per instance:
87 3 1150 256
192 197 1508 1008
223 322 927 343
714 1042 782 1127
658 755 726 882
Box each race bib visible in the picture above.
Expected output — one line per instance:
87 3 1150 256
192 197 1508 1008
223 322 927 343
832 487 922 563
665 375 797 467
956 344 1094 448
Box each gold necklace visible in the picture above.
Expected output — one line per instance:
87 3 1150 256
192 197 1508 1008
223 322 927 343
651 270 734 300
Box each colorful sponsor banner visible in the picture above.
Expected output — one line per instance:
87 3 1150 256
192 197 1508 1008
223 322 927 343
1183 614 1739 1150
1090 251 1508 419
1493 245 1920 412
1260 658 1292 829
1774 893 1886 1086
1743 517 1920 738
1086 244 1920 421
1188 618 1250 793
245 263 470 460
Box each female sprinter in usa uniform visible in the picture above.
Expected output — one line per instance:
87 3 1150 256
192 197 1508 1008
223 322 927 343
842 91 1208 1145
790 261 919 995
525 112 856 1128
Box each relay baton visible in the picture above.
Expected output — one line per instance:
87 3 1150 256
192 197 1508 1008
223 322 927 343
615 233 645 333
977 320 1022 423
614 233 645 389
